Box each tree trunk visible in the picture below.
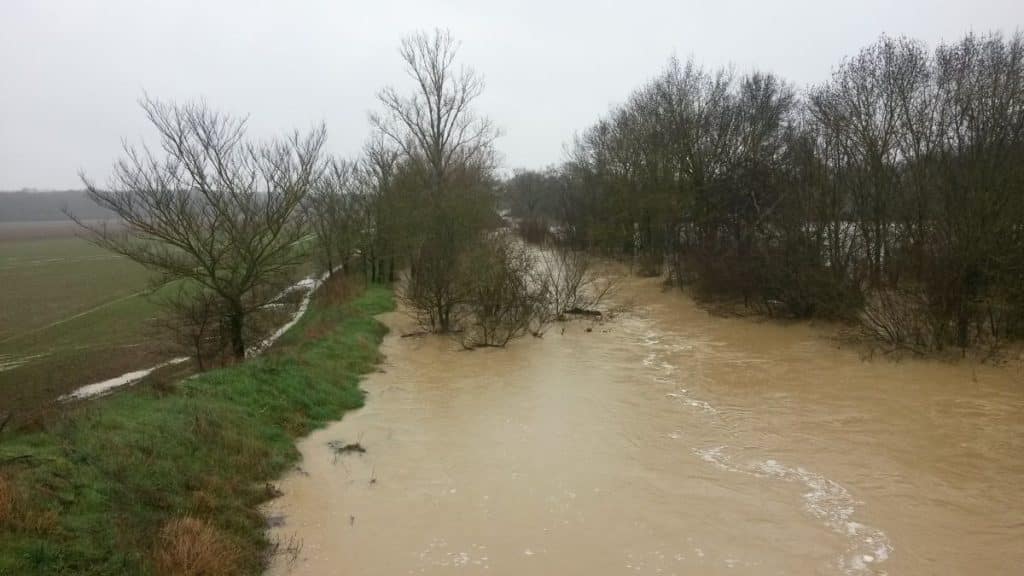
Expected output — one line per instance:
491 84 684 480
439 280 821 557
229 307 246 359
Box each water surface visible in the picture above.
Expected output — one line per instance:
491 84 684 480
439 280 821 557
266 276 1024 575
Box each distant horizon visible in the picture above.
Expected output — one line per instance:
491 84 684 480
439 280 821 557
0 188 114 223
0 188 85 193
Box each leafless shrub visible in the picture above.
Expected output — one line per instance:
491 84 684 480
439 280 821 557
460 237 546 348
398 236 471 334
533 245 616 321
859 288 935 353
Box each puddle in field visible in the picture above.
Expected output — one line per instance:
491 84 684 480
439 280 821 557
61 268 337 401
266 275 1024 575
59 356 190 400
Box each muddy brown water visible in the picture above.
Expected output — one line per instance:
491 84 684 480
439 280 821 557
265 276 1024 575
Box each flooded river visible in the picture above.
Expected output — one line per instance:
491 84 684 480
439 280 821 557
265 276 1024 575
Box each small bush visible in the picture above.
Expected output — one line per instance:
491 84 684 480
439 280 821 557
533 245 615 321
461 237 546 348
860 288 936 352
153 517 242 576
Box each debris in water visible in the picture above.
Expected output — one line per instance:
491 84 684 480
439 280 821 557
266 514 286 528
565 307 602 317
328 440 366 456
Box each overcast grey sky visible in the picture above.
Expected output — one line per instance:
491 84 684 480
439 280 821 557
1 0 1021 190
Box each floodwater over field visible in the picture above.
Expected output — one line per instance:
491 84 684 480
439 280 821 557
266 276 1024 576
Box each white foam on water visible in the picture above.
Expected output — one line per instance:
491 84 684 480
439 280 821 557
695 446 891 575
629 306 891 575
666 391 718 414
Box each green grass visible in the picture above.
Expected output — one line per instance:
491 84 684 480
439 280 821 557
0 283 394 575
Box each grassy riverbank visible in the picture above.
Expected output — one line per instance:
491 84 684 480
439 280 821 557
0 280 394 575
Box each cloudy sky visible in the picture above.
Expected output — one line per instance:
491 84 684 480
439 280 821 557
1 0 1021 189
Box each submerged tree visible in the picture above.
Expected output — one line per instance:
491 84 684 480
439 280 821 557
371 29 499 332
75 97 326 360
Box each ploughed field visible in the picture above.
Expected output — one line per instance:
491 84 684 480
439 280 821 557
0 221 172 414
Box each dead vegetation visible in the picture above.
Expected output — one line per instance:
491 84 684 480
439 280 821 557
0 471 59 537
152 517 243 576
328 440 366 456
532 246 616 322
460 237 547 348
454 238 619 348
0 475 13 527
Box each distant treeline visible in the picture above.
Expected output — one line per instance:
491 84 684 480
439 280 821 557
0 190 115 222
504 32 1024 352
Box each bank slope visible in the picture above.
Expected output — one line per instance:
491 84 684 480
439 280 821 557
0 283 394 575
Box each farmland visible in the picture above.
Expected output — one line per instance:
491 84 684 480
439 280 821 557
0 221 171 415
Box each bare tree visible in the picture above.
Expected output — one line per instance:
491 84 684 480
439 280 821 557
307 158 359 277
356 135 405 283
74 97 326 360
370 29 498 197
810 39 906 286
370 29 500 332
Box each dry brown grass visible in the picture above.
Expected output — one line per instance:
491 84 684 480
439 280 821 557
318 272 356 306
0 475 13 526
0 474 60 535
153 517 242 576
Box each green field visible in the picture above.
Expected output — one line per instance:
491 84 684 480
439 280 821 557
0 222 322 417
0 225 168 415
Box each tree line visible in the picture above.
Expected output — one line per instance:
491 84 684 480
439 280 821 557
78 29 607 367
505 32 1024 353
